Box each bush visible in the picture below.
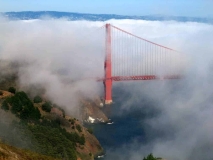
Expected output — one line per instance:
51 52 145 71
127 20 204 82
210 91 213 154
76 124 82 132
4 91 41 121
42 102 52 112
1 101 9 111
8 87 16 94
79 135 85 145
33 96 42 103
143 153 159 160
87 128 93 134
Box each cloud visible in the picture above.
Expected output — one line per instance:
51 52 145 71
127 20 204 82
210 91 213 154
1 16 213 160
0 18 106 116
104 20 213 160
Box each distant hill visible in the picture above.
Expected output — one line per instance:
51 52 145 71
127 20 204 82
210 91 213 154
1 11 213 24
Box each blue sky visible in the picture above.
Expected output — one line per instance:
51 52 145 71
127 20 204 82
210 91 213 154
1 0 212 17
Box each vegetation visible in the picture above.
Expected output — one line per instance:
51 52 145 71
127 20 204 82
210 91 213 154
0 90 87 160
69 118 75 125
0 141 59 160
33 95 42 103
76 124 82 132
42 102 52 112
4 91 41 121
87 128 93 134
0 91 3 96
8 87 16 94
143 153 162 160
1 100 9 111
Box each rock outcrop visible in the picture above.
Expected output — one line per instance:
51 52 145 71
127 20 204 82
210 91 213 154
81 98 109 123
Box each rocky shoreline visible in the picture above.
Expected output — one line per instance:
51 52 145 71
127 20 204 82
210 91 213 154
81 98 110 124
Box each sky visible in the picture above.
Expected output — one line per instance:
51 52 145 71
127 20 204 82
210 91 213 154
0 0 213 18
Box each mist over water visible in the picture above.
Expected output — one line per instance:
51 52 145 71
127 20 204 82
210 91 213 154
94 78 213 160
1 16 213 160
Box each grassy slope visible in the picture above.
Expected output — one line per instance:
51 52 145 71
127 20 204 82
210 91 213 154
0 141 59 160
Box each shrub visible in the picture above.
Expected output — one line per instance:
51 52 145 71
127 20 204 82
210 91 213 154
5 91 41 121
33 96 42 103
76 124 82 132
87 128 93 134
143 153 158 160
79 135 85 145
8 87 16 94
42 102 52 112
69 119 75 125
1 101 9 111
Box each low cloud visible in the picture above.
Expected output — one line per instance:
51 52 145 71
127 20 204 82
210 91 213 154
105 20 213 160
0 16 213 159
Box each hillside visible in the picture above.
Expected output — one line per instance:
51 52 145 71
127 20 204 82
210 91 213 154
0 140 58 160
1 11 213 24
0 88 104 160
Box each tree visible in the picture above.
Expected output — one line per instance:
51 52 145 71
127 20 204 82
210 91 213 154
33 96 42 103
42 102 52 112
3 91 41 121
87 128 93 134
1 100 9 111
143 153 158 160
76 124 82 132
8 87 16 94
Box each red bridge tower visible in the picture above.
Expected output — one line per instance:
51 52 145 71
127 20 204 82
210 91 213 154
104 24 112 104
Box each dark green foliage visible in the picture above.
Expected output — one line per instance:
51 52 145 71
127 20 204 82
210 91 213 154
40 119 85 145
87 128 93 134
1 100 9 111
76 124 82 132
27 124 77 160
33 96 42 103
0 116 82 160
79 135 85 145
54 118 61 126
42 102 52 112
143 153 158 160
4 91 41 121
0 91 3 96
8 87 16 94
0 91 87 160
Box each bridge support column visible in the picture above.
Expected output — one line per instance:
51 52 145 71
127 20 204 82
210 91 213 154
104 79 112 104
104 24 113 105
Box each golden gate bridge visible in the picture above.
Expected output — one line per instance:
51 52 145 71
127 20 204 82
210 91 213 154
76 23 186 105
101 24 185 104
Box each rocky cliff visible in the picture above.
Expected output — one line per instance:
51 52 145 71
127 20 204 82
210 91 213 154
81 98 109 124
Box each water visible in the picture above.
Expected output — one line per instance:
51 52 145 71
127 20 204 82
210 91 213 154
85 88 161 160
